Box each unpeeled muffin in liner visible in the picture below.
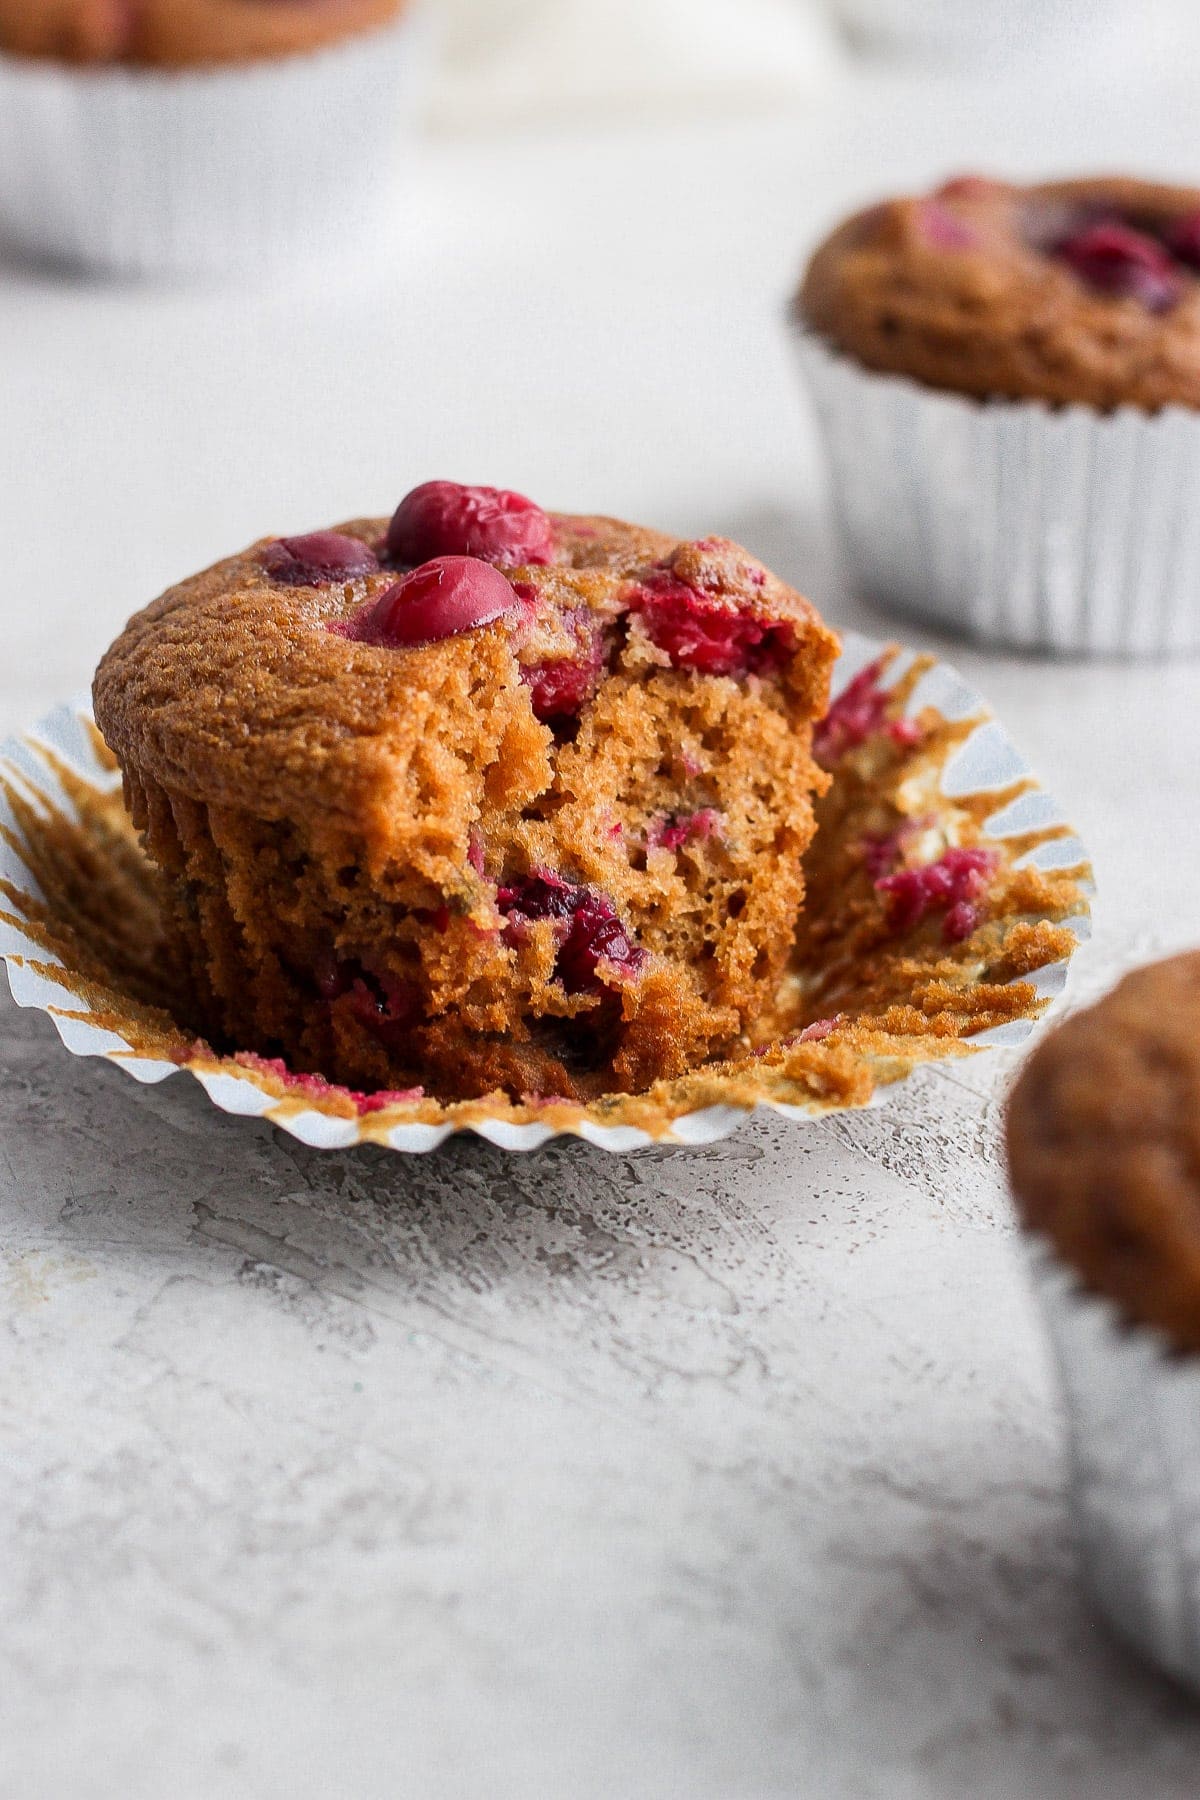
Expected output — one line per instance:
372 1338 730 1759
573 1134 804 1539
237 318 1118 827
1008 955 1200 1689
0 4 434 277
795 330 1200 657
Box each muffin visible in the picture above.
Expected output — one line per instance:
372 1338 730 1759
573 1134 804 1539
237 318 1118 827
93 482 840 1106
0 0 405 65
0 0 429 276
1007 954 1200 1689
794 175 1200 654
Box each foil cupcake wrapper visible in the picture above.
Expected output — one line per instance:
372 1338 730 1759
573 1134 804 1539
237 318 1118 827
795 331 1200 657
0 6 434 278
0 631 1090 1155
1025 1239 1200 1690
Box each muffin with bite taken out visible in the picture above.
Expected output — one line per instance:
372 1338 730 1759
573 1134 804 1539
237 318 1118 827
93 482 840 1105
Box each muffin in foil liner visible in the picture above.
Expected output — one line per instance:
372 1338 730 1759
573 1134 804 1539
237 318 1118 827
794 330 1200 657
0 5 434 279
1025 1239 1200 1690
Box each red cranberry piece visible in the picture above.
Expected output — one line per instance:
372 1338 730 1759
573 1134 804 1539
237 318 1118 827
649 808 721 853
943 900 983 944
339 556 518 648
629 574 794 678
497 871 645 994
524 655 598 722
262 531 379 587
797 1017 838 1043
876 847 998 937
387 481 554 568
813 657 897 766
345 970 420 1055
522 612 607 723
557 900 642 994
467 826 486 877
315 953 420 1054
1165 210 1200 270
917 201 977 250
1054 222 1181 312
934 175 1000 201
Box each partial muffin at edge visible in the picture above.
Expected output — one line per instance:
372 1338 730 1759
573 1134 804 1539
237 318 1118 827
1007 953 1200 1353
0 0 407 66
799 174 1200 410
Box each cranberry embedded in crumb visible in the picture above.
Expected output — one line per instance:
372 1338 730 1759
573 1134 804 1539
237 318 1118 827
387 481 554 568
876 846 999 940
813 657 912 766
497 871 646 994
1054 222 1181 312
649 809 721 853
339 556 518 648
797 1017 838 1043
522 613 607 723
261 531 379 587
317 954 421 1055
943 900 983 943
629 575 794 678
1165 210 1200 270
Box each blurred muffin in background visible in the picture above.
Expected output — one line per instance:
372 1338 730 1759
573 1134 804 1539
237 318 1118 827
0 0 432 278
1007 954 1200 1692
0 0 406 66
793 173 1200 657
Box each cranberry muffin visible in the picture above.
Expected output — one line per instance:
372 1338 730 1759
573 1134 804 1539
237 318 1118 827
0 0 428 276
1007 953 1200 1692
800 175 1200 411
1008 953 1200 1351
93 483 839 1105
793 174 1200 654
0 0 406 65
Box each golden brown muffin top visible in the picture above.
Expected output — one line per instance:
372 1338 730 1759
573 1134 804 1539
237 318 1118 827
1007 954 1200 1352
92 496 837 859
0 0 405 67
799 175 1200 411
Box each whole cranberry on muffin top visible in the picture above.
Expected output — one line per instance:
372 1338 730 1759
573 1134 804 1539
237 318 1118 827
798 175 1200 410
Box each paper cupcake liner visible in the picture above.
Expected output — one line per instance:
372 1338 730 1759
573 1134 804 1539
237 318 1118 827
0 5 434 278
0 632 1090 1155
1024 1239 1200 1690
795 331 1200 657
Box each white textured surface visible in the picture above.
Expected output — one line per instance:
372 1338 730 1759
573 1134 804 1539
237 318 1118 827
4 47 1200 1800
